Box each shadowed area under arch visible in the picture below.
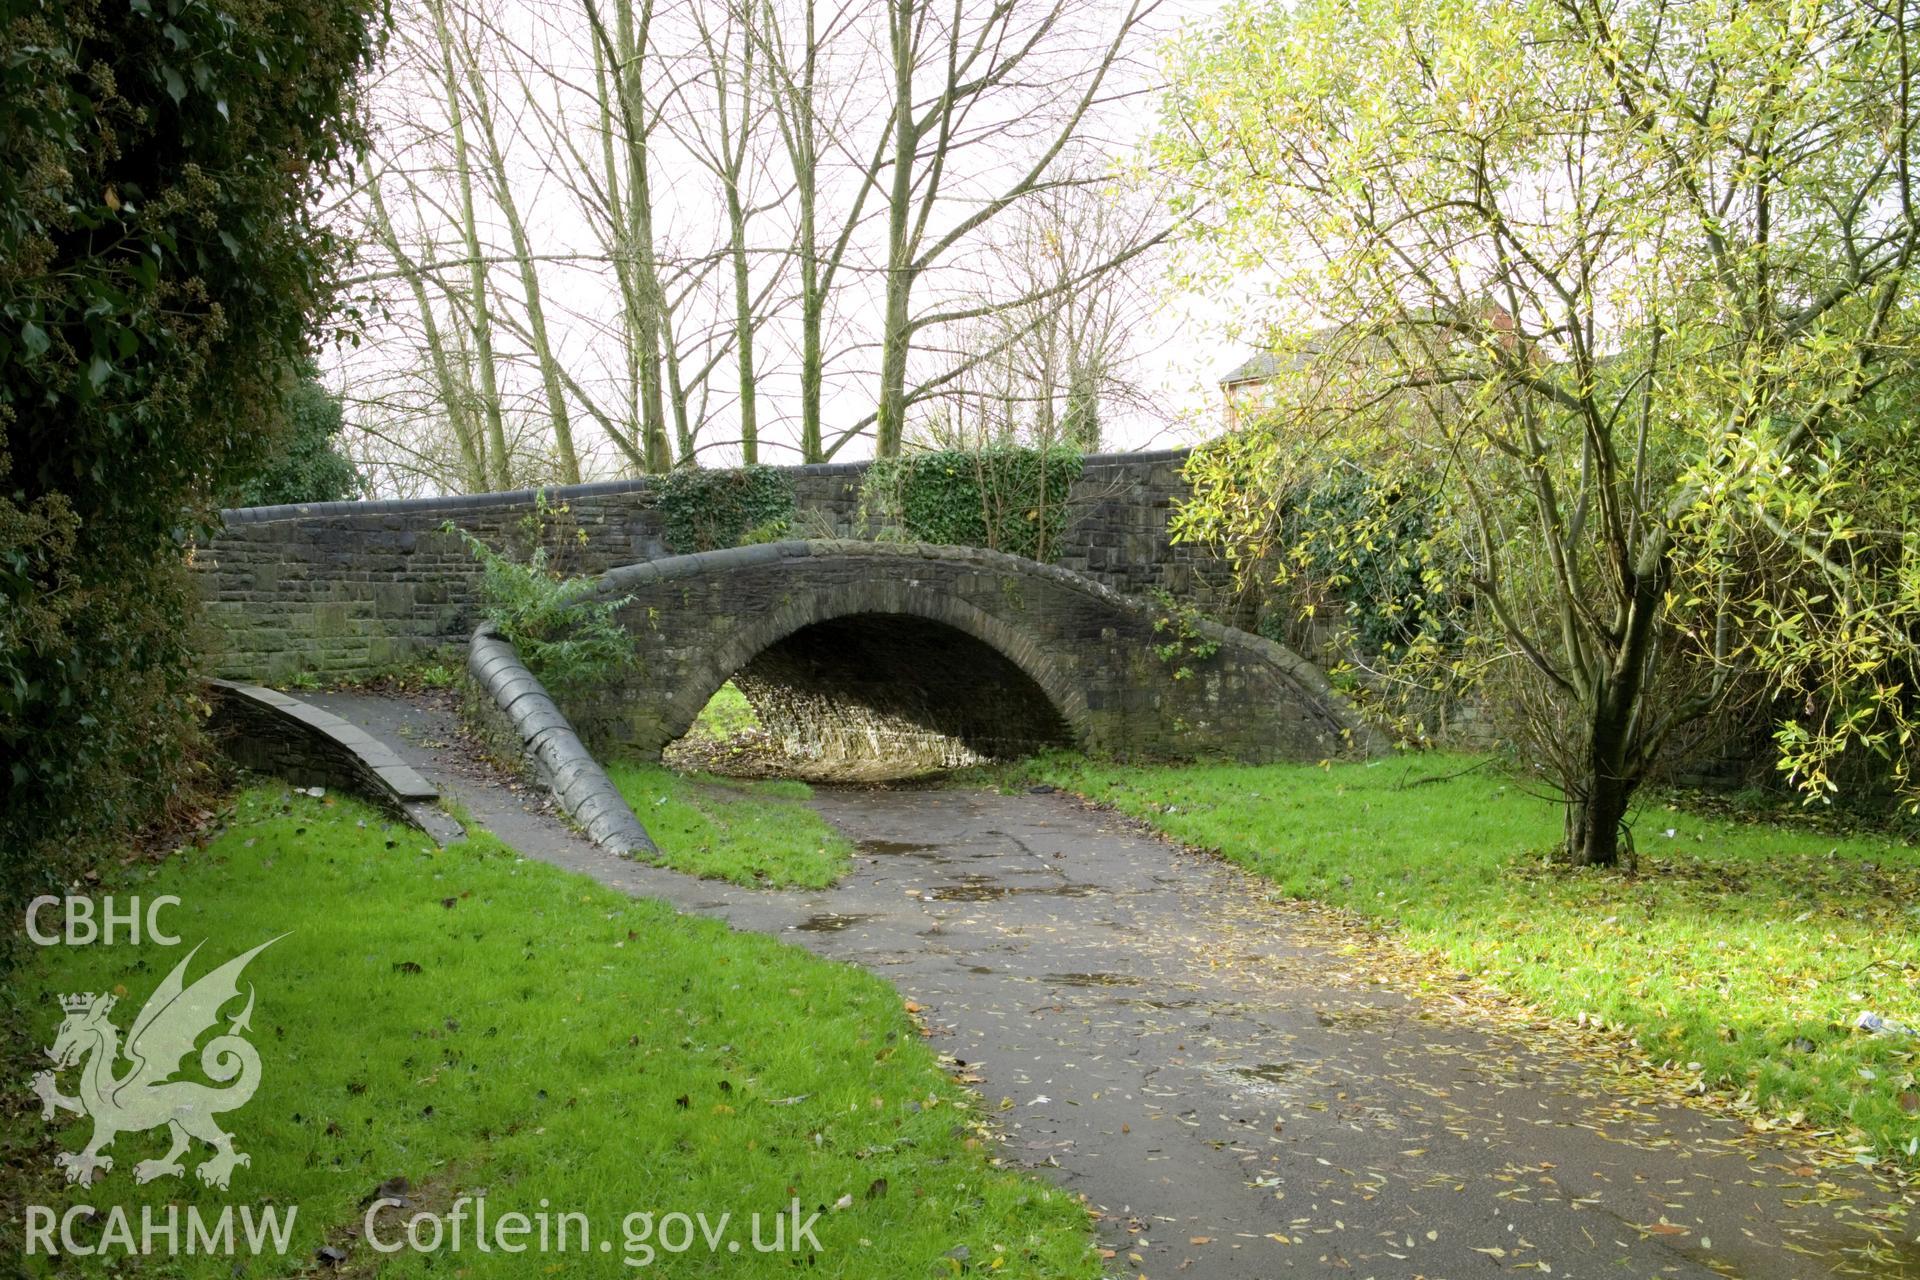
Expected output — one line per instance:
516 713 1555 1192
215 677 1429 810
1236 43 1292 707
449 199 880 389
728 612 1076 774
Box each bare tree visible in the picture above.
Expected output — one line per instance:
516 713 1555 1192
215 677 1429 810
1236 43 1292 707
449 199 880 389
332 0 1174 490
427 0 512 489
366 177 488 490
435 0 585 482
915 176 1161 451
864 0 1163 456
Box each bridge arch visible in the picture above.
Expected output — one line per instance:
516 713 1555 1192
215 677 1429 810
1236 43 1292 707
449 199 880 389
657 583 1093 766
576 540 1382 769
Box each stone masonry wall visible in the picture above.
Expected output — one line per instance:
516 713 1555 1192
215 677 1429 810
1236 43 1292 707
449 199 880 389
196 448 1244 682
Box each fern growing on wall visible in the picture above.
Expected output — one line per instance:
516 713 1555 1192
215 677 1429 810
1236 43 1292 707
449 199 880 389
448 508 633 698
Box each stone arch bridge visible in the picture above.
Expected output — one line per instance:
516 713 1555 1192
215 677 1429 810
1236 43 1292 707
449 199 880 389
568 540 1380 767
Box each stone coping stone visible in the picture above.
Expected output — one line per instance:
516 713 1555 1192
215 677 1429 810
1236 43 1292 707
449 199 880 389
465 625 657 858
205 679 460 841
216 447 1194 524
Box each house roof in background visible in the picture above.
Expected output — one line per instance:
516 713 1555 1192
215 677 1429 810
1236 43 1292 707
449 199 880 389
1219 352 1285 386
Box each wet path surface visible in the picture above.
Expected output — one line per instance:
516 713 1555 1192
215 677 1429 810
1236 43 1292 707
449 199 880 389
315 692 1915 1280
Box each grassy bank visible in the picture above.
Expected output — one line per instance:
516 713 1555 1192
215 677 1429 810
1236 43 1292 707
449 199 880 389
1022 752 1920 1168
608 763 851 888
2 786 1096 1276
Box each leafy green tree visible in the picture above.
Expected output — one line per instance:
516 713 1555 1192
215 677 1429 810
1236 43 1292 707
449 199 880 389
0 0 380 907
224 369 364 507
1161 0 1920 865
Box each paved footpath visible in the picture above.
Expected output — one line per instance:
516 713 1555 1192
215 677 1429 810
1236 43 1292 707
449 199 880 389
315 692 1917 1280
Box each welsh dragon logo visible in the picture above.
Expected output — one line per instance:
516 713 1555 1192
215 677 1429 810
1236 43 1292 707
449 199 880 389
30 937 283 1190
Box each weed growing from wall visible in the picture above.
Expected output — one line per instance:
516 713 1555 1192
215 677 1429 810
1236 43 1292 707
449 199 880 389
1148 589 1221 681
448 500 633 699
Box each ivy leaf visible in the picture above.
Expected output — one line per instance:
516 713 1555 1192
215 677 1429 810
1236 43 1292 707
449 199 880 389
20 322 49 357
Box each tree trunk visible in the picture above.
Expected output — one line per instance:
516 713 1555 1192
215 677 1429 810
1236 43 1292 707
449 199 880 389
1567 609 1657 867
659 295 695 464
1566 752 1635 867
592 35 651 472
727 177 758 464
793 10 822 463
433 0 511 490
876 268 913 456
1064 356 1099 451
710 12 759 465
875 0 917 458
613 0 672 473
799 254 822 461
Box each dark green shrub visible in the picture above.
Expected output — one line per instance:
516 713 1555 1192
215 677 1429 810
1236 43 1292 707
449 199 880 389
223 368 364 507
862 447 1082 562
658 466 796 553
0 0 381 912
1278 463 1459 656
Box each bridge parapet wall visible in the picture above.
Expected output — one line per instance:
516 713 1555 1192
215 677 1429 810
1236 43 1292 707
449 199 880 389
196 449 1240 682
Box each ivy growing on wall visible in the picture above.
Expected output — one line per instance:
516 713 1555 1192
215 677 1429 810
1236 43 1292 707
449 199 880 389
658 466 796 554
0 0 380 911
862 447 1082 562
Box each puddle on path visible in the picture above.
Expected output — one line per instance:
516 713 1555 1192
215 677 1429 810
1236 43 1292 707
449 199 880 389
1045 971 1141 988
792 912 875 933
924 875 1099 902
1857 1235 1920 1280
858 838 940 856
1116 996 1204 1011
1233 1062 1295 1084
1803 1230 1920 1280
1203 1060 1309 1098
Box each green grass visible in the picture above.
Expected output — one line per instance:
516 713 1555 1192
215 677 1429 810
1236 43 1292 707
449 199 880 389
1021 752 1920 1168
685 681 761 741
2 785 1097 1277
609 762 851 888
